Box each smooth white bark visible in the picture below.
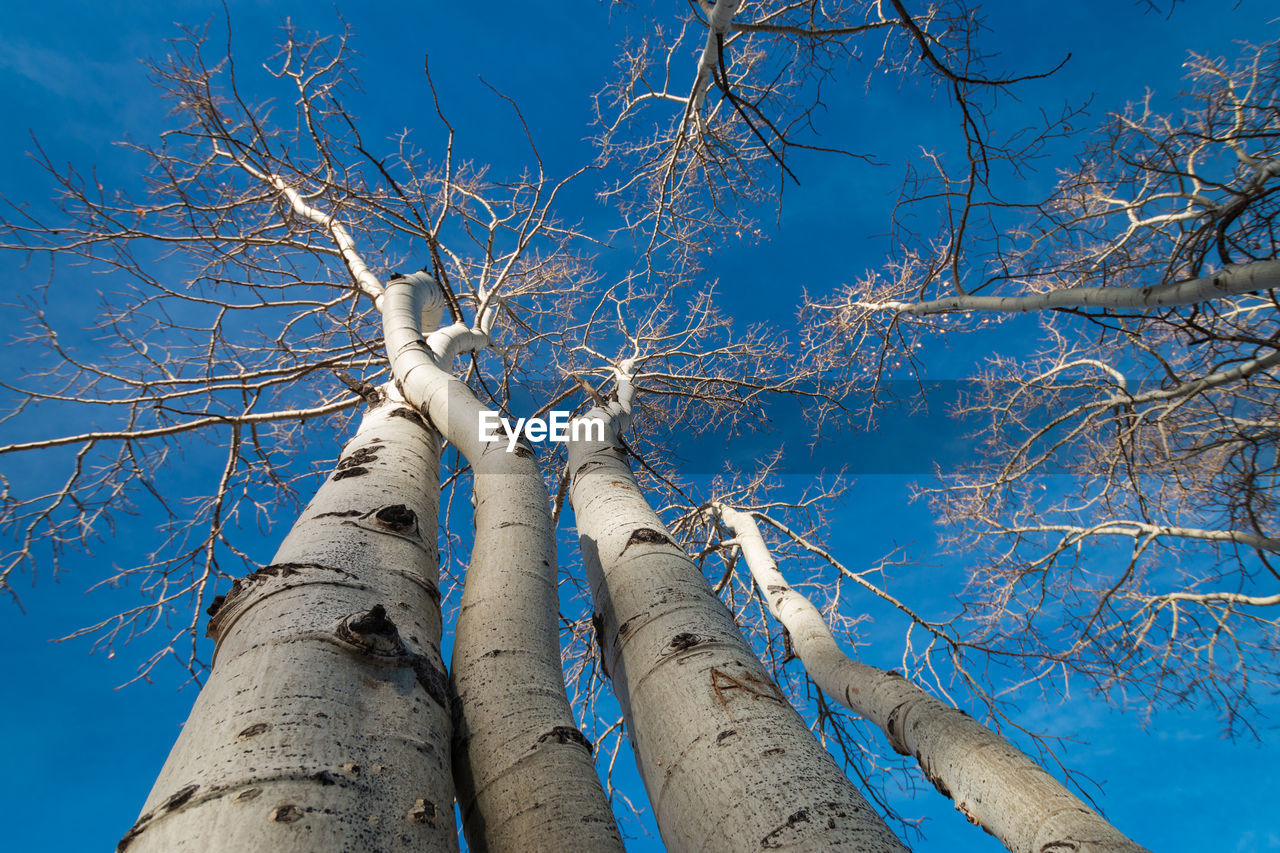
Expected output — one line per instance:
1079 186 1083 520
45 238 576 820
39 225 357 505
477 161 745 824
121 390 456 853
714 504 1151 853
381 272 624 851
688 0 743 116
858 258 1280 315
567 375 906 852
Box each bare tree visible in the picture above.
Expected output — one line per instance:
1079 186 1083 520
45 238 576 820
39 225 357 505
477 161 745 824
1 22 623 852
0 15 912 851
811 40 1280 727
536 275 909 848
3 7 1270 853
708 503 1146 853
119 385 457 852
593 0 1067 273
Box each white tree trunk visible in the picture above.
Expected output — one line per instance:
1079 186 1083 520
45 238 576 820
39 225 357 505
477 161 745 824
382 273 623 851
859 257 1280 315
689 0 743 114
566 378 907 852
714 504 1151 853
120 389 456 853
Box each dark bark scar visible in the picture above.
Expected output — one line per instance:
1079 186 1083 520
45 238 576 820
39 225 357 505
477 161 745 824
710 667 786 721
207 562 357 640
666 632 703 653
761 808 810 848
388 407 428 429
270 803 303 823
617 612 647 637
591 612 610 679
115 784 200 851
761 803 851 848
622 527 674 553
374 504 416 532
537 725 594 754
407 798 438 826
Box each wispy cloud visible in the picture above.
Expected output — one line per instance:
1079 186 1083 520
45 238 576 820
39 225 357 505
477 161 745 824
0 38 134 105
1236 830 1280 851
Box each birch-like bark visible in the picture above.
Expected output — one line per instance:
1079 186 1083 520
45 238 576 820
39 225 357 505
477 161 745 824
857 258 1280 315
381 272 623 851
713 504 1151 853
688 0 743 116
567 370 906 852
120 389 456 853
242 142 619 846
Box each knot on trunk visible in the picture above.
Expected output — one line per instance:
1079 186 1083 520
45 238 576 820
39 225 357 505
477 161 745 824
338 604 405 657
375 504 417 532
407 798 439 826
622 526 674 553
335 607 450 710
538 725 594 754
667 632 704 652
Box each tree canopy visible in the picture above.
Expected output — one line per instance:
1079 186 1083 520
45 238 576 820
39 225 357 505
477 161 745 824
1 1 1277 850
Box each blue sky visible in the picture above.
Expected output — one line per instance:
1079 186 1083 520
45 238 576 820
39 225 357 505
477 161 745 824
2 1 1278 851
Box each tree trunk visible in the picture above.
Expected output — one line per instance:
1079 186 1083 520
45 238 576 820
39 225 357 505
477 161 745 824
859 258 1280 315
382 272 624 851
566 380 907 852
714 504 1151 853
120 389 456 853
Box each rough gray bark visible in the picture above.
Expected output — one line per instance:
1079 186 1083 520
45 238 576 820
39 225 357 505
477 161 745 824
120 389 456 853
382 272 624 851
714 504 1151 853
567 373 907 853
